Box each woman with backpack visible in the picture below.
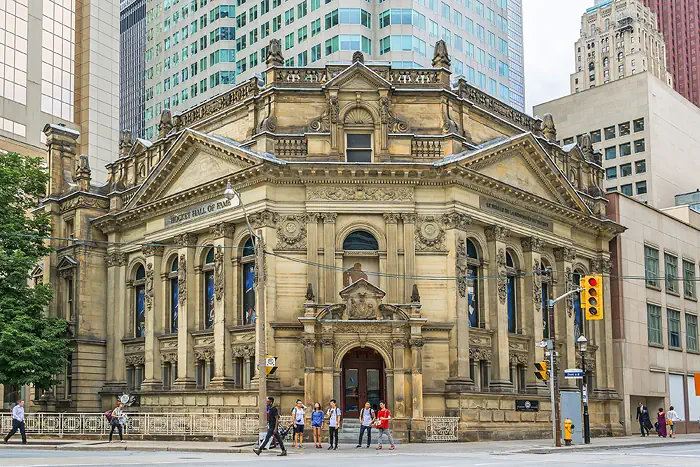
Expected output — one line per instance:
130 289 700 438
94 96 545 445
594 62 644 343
108 401 126 443
356 402 375 448
291 400 306 449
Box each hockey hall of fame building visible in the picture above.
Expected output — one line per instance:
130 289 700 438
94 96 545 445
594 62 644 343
36 40 625 442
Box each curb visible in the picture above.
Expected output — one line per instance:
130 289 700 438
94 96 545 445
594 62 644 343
515 439 700 454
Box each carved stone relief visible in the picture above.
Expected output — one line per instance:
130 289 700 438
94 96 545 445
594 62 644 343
276 214 308 250
496 248 507 305
415 215 446 251
379 96 409 133
214 248 225 301
106 252 126 268
307 186 414 202
533 259 542 312
469 347 492 362
178 254 187 305
145 263 154 312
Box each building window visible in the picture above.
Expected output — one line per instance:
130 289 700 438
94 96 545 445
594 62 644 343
563 137 574 145
506 251 518 334
466 239 480 328
619 121 630 136
620 183 632 196
647 304 662 345
635 160 646 174
604 126 616 140
606 167 617 180
66 353 73 397
239 238 256 325
342 231 380 288
133 265 146 337
684 260 696 299
606 187 618 193
591 130 601 143
346 134 372 162
636 181 647 195
687 314 699 352
605 146 616 160
668 309 681 348
633 118 645 132
634 139 645 153
170 257 179 333
665 253 678 294
619 143 631 157
645 246 660 288
620 163 632 177
203 248 215 329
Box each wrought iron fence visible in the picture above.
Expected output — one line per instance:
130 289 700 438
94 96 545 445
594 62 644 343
0 413 260 438
425 416 459 442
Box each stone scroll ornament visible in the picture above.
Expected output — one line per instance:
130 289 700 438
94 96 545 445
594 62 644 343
214 248 225 301
533 259 542 312
178 254 187 305
308 96 339 132
145 263 154 312
379 97 409 133
496 248 507 305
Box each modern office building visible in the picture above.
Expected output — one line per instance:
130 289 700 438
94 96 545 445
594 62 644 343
641 0 700 109
0 0 120 182
535 72 700 209
608 192 700 435
572 0 671 94
143 0 524 139
121 0 147 139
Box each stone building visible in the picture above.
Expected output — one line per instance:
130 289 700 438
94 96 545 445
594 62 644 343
37 40 624 441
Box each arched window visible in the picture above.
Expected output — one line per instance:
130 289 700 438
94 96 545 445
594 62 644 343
573 270 584 338
618 51 624 61
134 265 146 337
603 57 609 67
342 230 380 287
466 239 480 328
588 62 595 71
241 237 256 325
169 257 179 333
203 248 215 329
541 259 552 339
505 251 517 334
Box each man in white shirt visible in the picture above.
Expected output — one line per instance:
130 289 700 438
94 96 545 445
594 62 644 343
327 399 341 450
4 400 26 444
291 399 306 448
666 406 680 438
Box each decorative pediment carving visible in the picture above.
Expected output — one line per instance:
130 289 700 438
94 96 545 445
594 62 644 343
57 256 78 278
323 62 393 91
276 214 308 250
307 186 414 202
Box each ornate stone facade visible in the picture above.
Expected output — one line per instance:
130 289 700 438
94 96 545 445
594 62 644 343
37 42 624 441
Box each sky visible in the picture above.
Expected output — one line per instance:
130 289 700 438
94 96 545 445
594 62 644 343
523 0 593 115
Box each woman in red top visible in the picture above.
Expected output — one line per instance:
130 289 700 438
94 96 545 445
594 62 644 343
375 401 395 450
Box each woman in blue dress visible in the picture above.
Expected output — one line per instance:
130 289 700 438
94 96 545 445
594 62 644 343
311 403 324 448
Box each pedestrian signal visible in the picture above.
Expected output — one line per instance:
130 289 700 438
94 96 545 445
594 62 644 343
534 361 548 381
580 275 604 321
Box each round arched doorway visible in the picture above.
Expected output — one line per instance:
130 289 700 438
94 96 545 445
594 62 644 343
341 347 386 418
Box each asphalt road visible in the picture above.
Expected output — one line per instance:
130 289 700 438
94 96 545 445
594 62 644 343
1 444 700 467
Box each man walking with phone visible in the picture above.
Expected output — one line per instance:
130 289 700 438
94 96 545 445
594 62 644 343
253 397 287 457
3 400 26 444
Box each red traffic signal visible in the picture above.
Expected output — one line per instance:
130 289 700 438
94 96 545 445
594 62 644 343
588 277 598 287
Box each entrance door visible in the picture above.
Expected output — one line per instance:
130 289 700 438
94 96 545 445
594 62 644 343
341 348 385 419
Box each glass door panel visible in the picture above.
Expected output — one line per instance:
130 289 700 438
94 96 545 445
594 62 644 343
345 368 359 414
366 368 381 411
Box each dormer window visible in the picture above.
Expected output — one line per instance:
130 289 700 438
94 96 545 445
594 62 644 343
346 133 372 162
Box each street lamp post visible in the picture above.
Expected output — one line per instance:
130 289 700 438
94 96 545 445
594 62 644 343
577 334 591 444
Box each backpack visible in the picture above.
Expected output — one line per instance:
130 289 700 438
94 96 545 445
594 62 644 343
103 410 113 422
360 408 375 420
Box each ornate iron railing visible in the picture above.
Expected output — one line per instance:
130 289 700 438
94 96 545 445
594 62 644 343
425 416 459 442
0 413 260 438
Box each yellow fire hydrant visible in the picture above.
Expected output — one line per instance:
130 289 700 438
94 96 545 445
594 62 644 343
564 418 575 446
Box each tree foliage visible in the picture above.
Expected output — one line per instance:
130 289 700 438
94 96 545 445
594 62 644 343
0 151 70 389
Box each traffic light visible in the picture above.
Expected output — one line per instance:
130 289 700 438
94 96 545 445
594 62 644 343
580 275 604 321
534 361 548 381
266 355 278 376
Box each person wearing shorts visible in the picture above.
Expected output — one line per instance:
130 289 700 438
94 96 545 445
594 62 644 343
291 399 306 448
311 403 324 448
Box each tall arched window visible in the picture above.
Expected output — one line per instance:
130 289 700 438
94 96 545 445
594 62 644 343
573 270 584 338
203 248 215 329
505 251 518 334
169 257 179 333
342 230 380 287
242 237 256 325
134 265 146 337
603 57 609 67
466 239 480 328
541 259 552 339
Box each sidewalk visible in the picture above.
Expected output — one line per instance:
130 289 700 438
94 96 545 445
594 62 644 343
1 433 700 455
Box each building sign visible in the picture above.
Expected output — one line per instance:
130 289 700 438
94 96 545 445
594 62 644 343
479 198 553 232
164 198 237 228
515 400 540 412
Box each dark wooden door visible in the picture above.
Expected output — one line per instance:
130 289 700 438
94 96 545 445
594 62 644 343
341 348 385 419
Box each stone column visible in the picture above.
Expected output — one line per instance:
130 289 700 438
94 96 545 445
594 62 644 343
384 213 400 303
401 214 416 302
409 337 426 442
142 246 164 390
210 223 236 389
554 247 577 390
485 225 513 392
105 252 127 386
321 213 337 304
243 346 253 389
321 331 335 403
392 339 407 418
521 238 547 394
174 233 198 389
306 214 320 303
301 336 317 407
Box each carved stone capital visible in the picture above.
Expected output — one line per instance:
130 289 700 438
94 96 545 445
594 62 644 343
320 212 338 224
249 210 279 229
441 212 472 231
521 237 545 253
409 338 425 348
589 257 611 274
142 245 164 257
469 347 492 362
383 213 400 224
485 225 510 242
554 247 577 263
301 337 317 347
106 252 127 268
210 222 235 238
401 213 417 224
175 233 198 247
392 338 406 348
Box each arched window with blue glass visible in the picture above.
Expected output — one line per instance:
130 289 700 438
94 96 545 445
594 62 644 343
168 256 179 333
505 250 519 334
466 239 481 328
342 230 380 288
134 264 146 337
541 258 553 339
241 237 256 325
203 248 215 329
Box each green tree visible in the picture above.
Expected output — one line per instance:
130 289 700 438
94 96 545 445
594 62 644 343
0 151 70 389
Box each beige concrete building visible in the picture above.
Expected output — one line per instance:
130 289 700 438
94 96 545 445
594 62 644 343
0 0 120 182
534 72 700 210
571 0 671 94
36 41 624 441
608 193 700 435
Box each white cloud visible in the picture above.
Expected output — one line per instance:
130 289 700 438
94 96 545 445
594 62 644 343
523 0 593 115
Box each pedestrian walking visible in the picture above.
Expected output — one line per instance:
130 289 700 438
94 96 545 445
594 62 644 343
356 402 375 448
326 399 341 450
667 406 680 438
291 399 306 449
375 401 395 450
253 396 287 457
636 402 651 437
656 408 667 438
311 403 324 448
3 400 26 444
108 401 126 443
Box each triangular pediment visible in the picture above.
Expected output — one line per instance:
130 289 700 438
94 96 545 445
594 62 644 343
126 130 275 208
57 255 77 271
339 278 386 299
453 134 589 213
325 62 392 91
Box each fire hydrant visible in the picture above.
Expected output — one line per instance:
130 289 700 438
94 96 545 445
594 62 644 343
564 418 575 446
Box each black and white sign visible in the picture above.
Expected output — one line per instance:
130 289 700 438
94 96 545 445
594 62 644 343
515 400 540 412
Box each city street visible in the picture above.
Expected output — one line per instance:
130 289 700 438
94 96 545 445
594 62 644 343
2 443 700 467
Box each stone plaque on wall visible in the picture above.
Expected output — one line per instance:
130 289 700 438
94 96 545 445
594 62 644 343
479 198 553 232
515 400 540 412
